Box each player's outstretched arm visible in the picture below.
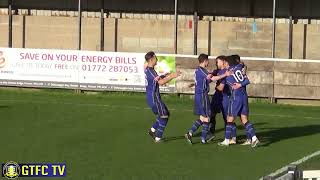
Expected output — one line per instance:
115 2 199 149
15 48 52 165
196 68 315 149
210 70 232 82
158 70 181 85
160 73 170 79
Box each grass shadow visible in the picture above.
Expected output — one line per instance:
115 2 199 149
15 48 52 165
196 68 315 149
258 124 320 147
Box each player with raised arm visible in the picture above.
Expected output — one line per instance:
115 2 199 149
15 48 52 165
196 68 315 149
144 51 181 143
185 54 231 144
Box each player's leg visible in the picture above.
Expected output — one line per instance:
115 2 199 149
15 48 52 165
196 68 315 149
223 97 236 144
185 94 204 144
219 97 240 146
154 101 170 143
209 94 221 135
230 121 237 145
147 101 159 140
185 93 210 144
240 95 259 147
209 113 217 135
239 95 252 145
218 116 234 146
221 103 231 140
189 118 203 135
149 116 160 139
200 115 210 144
239 114 251 145
208 94 223 142
240 115 259 147
185 116 203 144
221 96 229 127
207 113 216 142
151 118 160 132
155 116 168 142
200 93 211 144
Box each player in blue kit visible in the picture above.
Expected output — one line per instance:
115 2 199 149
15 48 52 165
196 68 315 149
228 55 251 144
231 54 247 75
144 51 181 143
207 56 228 141
185 54 231 144
212 55 251 145
218 56 260 147
209 56 241 145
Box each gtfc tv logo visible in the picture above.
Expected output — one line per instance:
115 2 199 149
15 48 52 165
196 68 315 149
2 161 66 179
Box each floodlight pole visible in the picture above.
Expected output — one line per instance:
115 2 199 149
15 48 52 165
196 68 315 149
288 16 293 59
174 0 178 54
271 0 276 58
100 0 105 51
77 0 82 50
193 0 198 55
208 20 211 56
76 0 82 94
8 0 13 48
271 0 277 103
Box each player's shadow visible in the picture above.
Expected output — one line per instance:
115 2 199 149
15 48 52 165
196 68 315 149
163 135 186 142
257 124 320 147
0 105 10 109
163 123 320 146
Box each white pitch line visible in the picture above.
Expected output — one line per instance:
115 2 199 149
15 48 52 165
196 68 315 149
0 99 319 120
260 150 320 179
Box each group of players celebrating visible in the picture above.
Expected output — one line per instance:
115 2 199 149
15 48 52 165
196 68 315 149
144 51 260 148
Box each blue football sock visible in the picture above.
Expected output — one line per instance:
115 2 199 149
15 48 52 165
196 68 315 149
155 118 168 138
245 121 256 139
201 122 209 141
231 122 237 138
189 119 203 134
151 118 160 130
225 122 233 140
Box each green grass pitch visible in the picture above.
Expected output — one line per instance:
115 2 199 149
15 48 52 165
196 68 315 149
299 155 320 170
0 88 319 180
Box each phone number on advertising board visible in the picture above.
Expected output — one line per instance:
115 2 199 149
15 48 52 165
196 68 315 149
82 65 139 73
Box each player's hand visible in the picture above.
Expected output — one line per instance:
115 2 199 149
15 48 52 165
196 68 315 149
172 70 181 78
232 83 242 90
211 76 220 81
160 73 170 79
225 70 233 76
207 74 213 79
163 72 170 77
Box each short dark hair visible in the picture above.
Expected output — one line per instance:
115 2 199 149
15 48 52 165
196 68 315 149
231 54 241 62
226 55 239 66
145 51 155 62
198 53 209 63
216 55 227 61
